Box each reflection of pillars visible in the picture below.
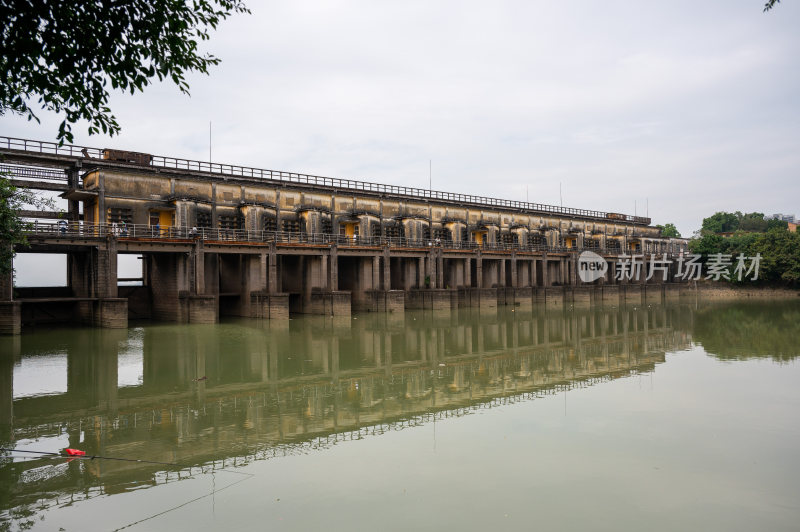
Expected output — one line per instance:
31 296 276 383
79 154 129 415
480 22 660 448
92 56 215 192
622 310 630 357
572 314 580 353
95 331 120 411
543 316 549 344
511 321 519 349
194 331 207 403
419 330 427 362
269 338 279 382
0 337 17 431
477 325 484 352
330 337 340 382
384 333 392 377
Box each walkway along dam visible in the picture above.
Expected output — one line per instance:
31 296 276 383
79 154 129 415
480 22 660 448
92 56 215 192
0 136 690 334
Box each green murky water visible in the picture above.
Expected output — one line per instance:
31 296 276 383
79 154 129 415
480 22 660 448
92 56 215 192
1 301 799 531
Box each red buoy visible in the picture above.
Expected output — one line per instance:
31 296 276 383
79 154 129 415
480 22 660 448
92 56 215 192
64 448 86 456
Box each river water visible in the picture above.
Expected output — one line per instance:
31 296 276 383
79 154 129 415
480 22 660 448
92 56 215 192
1 300 799 531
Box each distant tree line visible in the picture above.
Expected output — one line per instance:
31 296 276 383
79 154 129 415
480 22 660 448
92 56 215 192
689 211 799 287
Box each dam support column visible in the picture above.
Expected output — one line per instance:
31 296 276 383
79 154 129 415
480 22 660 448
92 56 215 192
0 254 20 334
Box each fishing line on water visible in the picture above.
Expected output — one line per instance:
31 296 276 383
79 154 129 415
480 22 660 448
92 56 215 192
1 447 255 530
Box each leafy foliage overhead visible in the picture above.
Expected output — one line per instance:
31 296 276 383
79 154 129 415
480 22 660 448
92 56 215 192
0 0 249 143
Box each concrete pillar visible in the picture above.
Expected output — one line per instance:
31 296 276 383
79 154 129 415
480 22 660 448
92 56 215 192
476 254 483 289
260 252 268 294
268 244 278 294
499 259 506 287
465 257 472 288
0 257 12 301
0 302 20 335
511 255 518 287
418 257 426 288
436 250 444 289
372 255 380 291
193 241 205 294
98 238 118 298
403 259 414 290
542 254 550 287
330 245 339 291
321 254 329 290
383 248 391 290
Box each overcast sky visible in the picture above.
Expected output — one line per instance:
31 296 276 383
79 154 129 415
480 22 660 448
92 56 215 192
4 0 799 247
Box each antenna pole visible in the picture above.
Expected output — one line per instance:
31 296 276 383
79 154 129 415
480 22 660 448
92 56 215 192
209 121 212 163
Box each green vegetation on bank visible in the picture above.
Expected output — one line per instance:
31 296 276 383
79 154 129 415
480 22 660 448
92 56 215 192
0 175 57 275
689 211 800 287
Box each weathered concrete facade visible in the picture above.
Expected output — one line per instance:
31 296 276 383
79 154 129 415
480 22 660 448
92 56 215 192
0 137 691 333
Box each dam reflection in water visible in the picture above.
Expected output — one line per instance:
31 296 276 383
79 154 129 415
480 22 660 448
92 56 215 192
3 300 799 529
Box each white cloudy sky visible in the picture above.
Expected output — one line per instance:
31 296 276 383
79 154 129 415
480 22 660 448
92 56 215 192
4 0 799 241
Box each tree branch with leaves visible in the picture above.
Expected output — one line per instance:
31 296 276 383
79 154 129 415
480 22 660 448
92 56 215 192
0 0 249 143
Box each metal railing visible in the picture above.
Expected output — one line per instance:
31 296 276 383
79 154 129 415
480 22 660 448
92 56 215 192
0 163 70 182
1 135 651 225
21 221 682 255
